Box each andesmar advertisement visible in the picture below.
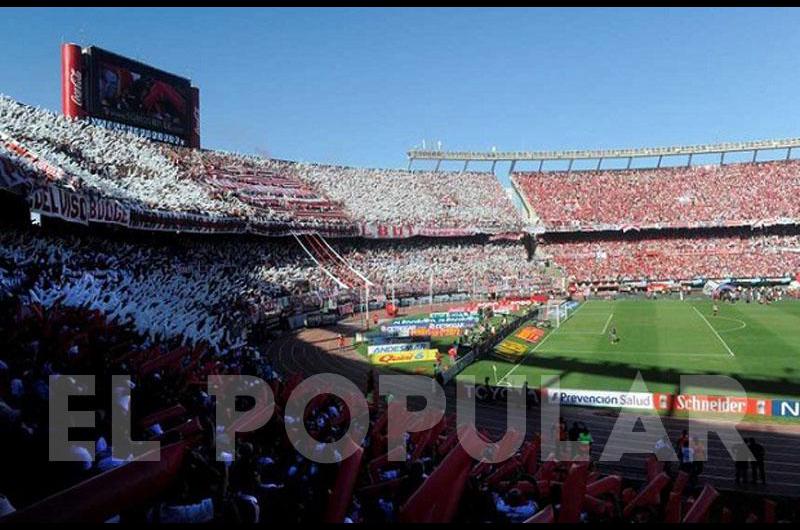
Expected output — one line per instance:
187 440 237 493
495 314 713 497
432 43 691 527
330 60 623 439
367 341 430 355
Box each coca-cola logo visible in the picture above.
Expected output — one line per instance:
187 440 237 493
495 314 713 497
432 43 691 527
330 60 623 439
69 68 83 108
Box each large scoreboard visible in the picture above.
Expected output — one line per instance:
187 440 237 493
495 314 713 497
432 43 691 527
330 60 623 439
61 43 200 148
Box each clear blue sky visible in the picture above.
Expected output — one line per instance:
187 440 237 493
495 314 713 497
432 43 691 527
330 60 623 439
2 7 800 181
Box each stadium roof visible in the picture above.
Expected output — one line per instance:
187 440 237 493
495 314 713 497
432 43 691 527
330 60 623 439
407 137 800 163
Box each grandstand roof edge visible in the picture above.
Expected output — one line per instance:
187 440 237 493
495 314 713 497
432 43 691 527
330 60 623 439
407 137 800 161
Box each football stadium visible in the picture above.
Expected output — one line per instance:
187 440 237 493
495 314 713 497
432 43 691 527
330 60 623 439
2 6 800 525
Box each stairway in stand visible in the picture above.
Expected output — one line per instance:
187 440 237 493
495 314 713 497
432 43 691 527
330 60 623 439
292 232 373 291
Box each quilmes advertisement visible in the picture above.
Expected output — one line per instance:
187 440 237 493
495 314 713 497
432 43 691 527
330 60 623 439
369 349 439 365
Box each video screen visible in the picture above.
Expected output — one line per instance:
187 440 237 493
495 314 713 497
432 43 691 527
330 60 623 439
88 47 191 136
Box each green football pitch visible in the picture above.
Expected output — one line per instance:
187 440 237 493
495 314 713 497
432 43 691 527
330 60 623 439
458 298 800 401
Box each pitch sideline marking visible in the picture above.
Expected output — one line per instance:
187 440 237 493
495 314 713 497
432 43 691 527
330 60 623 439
557 312 615 336
692 306 736 358
495 329 558 386
601 313 614 335
531 347 731 358
494 302 584 386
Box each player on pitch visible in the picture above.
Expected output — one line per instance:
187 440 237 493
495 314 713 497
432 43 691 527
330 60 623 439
609 325 620 344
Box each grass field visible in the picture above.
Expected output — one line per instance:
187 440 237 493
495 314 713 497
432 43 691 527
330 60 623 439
459 298 800 401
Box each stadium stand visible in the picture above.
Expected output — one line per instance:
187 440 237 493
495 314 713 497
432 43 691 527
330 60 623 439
0 95 524 237
0 95 220 215
163 147 356 234
2 89 800 523
540 231 800 283
512 162 800 232
0 223 551 353
328 237 550 295
0 226 329 354
272 159 524 233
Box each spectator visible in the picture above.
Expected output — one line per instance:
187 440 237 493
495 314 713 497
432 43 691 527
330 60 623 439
691 437 706 487
679 440 695 476
492 488 538 523
568 422 582 443
748 438 766 485
734 442 751 485
578 425 594 459
654 435 674 473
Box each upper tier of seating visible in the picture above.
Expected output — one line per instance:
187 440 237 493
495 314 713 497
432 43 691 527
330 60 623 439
0 95 523 237
513 161 800 232
269 159 524 232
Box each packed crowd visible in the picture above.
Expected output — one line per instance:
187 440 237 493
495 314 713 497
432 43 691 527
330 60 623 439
3 91 800 523
330 237 552 296
513 161 800 231
0 223 552 356
0 226 331 354
0 95 218 214
0 96 523 235
273 159 524 231
163 147 356 233
5 221 798 357
540 233 800 282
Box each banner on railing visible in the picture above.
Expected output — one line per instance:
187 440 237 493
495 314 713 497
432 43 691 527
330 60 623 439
367 341 430 355
654 393 770 416
545 388 656 410
0 150 33 191
28 185 130 226
337 303 354 316
0 132 66 183
359 222 507 239
128 209 245 234
515 326 545 343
